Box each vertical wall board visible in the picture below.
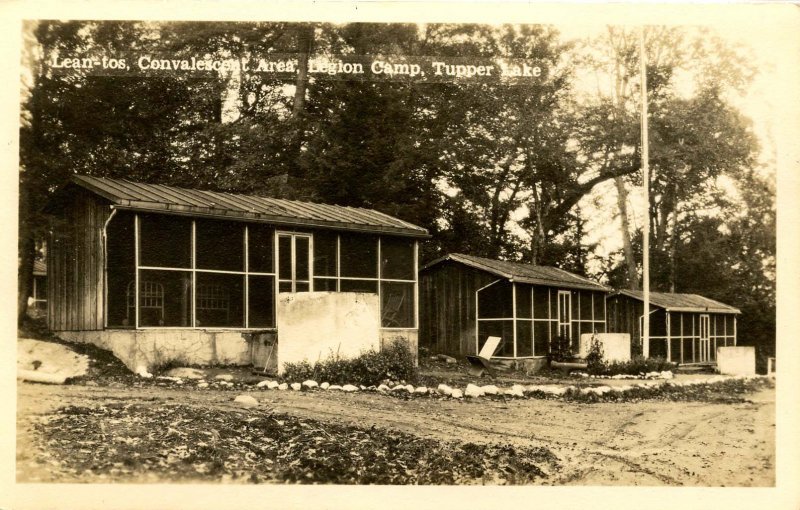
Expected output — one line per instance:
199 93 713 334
46 189 111 331
419 261 497 358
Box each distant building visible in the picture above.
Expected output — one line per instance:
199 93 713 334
606 290 739 364
419 253 610 359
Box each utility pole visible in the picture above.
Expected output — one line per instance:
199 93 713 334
640 27 650 358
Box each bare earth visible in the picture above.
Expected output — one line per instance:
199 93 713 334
16 382 775 486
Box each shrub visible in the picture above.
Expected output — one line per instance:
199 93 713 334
282 342 417 386
547 335 573 363
586 355 678 376
585 334 604 371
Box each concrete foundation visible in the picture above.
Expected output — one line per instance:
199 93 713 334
717 346 756 376
56 328 257 372
276 292 380 374
57 291 419 375
579 333 631 362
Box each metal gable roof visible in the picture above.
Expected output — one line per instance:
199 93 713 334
421 253 609 292
614 289 740 314
62 175 429 238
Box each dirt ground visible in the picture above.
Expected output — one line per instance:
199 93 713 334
16 380 775 486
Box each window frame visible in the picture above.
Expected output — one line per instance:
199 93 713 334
119 213 418 331
130 214 277 330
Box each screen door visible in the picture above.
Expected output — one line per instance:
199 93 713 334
277 233 312 293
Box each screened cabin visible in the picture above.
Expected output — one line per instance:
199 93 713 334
419 253 609 359
606 290 739 365
44 175 427 371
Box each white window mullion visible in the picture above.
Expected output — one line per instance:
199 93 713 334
414 240 419 329
191 220 196 328
512 283 518 358
290 235 296 293
377 237 382 313
244 225 249 328
336 234 341 292
134 214 140 329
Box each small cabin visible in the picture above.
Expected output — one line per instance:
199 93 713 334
606 290 739 364
419 253 610 359
44 175 428 372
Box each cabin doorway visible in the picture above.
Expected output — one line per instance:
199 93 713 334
277 233 312 293
557 291 571 341
699 314 711 363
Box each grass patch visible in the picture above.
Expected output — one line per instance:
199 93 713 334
556 377 774 404
586 355 678 377
282 342 417 386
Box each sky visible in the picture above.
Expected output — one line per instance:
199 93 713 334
554 21 781 277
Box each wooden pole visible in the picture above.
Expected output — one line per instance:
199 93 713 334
640 28 651 358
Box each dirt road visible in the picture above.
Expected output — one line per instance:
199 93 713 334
17 382 775 486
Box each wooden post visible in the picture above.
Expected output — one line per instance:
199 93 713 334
640 27 651 359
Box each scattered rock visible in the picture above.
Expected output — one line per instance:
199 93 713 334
328 385 343 391
290 383 302 391
392 384 406 392
135 366 153 378
267 381 280 390
84 380 99 387
197 382 209 389
450 389 464 399
437 384 453 396
464 384 484 398
156 376 182 383
277 383 288 391
436 354 458 364
320 382 330 390
256 380 272 388
233 395 258 408
302 380 319 389
660 371 674 379
377 384 390 392
17 338 90 382
504 385 524 398
480 385 499 395
165 367 205 380
342 384 359 392
414 386 428 394
215 374 234 382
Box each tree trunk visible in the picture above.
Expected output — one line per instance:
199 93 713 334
291 25 313 119
615 176 639 289
668 215 678 292
287 24 314 180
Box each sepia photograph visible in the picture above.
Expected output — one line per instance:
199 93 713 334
5 1 800 508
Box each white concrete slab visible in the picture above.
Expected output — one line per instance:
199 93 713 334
276 292 380 374
579 333 631 362
717 346 756 376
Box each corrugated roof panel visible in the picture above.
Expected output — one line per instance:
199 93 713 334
68 175 429 238
616 290 740 313
421 253 609 292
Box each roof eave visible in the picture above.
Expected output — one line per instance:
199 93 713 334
664 306 741 314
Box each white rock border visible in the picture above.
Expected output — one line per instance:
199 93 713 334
231 374 769 401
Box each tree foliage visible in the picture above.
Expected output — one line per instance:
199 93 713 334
19 20 775 359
